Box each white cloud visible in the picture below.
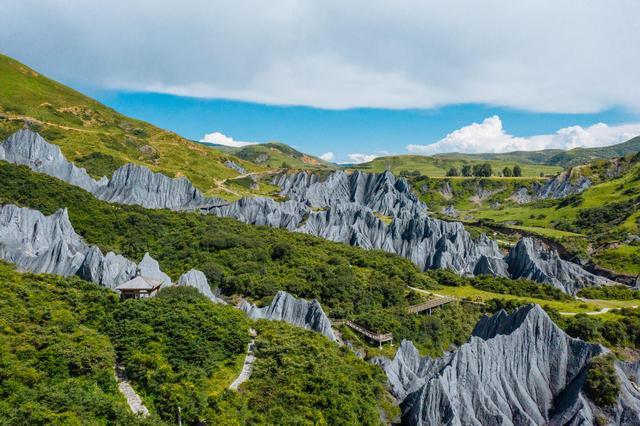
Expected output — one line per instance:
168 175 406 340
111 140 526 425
1 1 639 112
407 117 640 155
345 153 380 164
319 151 334 161
200 132 257 148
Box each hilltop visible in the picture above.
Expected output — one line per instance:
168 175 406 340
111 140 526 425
0 53 275 200
210 142 336 170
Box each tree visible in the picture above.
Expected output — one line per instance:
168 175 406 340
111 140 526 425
502 167 513 177
513 165 522 177
472 163 492 177
461 165 472 177
446 167 459 177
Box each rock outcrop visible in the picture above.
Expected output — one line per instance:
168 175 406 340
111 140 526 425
94 163 225 210
507 237 614 294
0 204 176 290
224 160 247 174
1 128 107 192
136 252 172 286
240 291 336 341
537 169 592 199
0 204 88 276
78 246 138 289
177 269 226 304
274 170 418 216
391 305 640 425
207 197 308 231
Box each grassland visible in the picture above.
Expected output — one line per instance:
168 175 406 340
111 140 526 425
348 154 563 177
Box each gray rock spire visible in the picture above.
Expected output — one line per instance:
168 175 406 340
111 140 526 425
177 269 226 304
240 291 336 341
393 305 640 425
1 128 107 192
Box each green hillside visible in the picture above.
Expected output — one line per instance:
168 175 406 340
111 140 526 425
210 142 336 170
432 136 640 167
349 154 562 177
0 260 395 424
0 53 275 200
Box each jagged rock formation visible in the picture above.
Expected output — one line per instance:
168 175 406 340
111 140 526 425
177 269 226 304
0 204 88 276
373 340 446 402
0 129 224 211
224 160 247 174
0 204 176 290
240 291 337 341
509 186 534 204
94 163 225 210
385 305 640 425
78 246 137 289
0 129 614 292
274 170 418 216
207 197 307 231
136 253 172 286
537 169 592 199
507 237 614 294
441 205 458 218
439 180 453 200
1 128 107 192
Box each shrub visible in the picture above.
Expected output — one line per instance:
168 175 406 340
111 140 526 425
585 354 620 407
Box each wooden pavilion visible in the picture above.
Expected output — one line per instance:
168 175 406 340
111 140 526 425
116 276 163 300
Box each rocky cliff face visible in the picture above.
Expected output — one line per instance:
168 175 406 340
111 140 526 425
2 128 107 192
177 269 226 304
538 169 592 199
240 290 336 341
507 237 614 294
94 163 225 210
388 305 640 425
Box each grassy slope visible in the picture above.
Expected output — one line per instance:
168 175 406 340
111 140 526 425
471 160 640 274
0 53 277 200
212 142 337 170
349 154 562 177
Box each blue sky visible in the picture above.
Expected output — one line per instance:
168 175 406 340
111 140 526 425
87 89 640 163
84 89 638 161
3 1 640 163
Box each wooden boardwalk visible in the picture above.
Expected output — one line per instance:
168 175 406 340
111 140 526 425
407 296 456 314
332 319 393 346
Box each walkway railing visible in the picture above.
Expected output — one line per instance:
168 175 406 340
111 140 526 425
407 296 456 314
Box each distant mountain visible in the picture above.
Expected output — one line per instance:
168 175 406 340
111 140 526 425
0 53 262 199
207 142 336 170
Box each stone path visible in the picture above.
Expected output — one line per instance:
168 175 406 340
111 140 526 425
229 328 257 391
115 364 150 417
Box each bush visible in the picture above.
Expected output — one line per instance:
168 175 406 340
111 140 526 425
585 354 620 407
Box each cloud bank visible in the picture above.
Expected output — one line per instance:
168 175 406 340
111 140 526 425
200 132 257 148
407 116 640 155
1 1 639 112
